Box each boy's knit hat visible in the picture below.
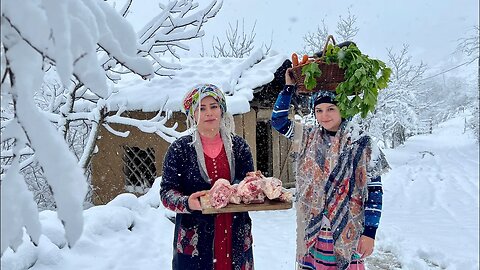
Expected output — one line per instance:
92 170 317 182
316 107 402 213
311 90 337 109
182 83 227 117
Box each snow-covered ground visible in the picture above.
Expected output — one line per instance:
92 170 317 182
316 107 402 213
376 115 479 269
2 114 478 270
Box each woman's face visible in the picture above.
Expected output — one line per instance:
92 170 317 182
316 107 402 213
193 96 222 135
314 103 342 132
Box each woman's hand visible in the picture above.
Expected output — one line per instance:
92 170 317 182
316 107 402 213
356 235 375 259
285 68 295 86
188 190 207 211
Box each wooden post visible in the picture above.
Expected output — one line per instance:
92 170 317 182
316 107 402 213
272 128 280 179
279 135 289 181
234 114 244 138
243 110 257 170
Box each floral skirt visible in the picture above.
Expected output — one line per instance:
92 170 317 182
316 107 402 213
297 226 365 270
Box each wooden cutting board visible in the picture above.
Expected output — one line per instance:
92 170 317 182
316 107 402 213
200 193 293 214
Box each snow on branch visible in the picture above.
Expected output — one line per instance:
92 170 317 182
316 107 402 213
135 0 222 75
387 44 427 88
456 25 480 59
92 1 154 79
1 116 42 255
2 0 154 98
105 110 183 143
103 122 130 138
211 19 257 58
335 9 359 42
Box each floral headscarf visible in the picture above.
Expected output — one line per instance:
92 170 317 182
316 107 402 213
181 83 235 183
182 84 227 117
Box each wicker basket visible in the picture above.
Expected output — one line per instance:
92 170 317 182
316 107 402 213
291 35 345 95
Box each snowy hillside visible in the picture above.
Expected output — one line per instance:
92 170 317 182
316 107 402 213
1 113 478 270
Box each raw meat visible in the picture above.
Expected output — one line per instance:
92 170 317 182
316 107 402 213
206 171 293 210
263 177 283 200
229 184 242 204
278 189 293 202
209 179 235 209
237 171 266 204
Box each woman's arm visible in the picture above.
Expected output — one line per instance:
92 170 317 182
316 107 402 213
160 142 193 214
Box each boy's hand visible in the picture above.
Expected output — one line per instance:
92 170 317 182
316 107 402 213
356 235 375 259
285 68 295 86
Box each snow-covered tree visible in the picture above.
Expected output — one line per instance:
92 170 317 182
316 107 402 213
201 19 271 58
1 0 221 255
334 9 359 42
409 26 479 140
301 19 329 56
301 9 358 55
456 25 479 139
360 44 427 148
457 25 480 65
422 76 472 122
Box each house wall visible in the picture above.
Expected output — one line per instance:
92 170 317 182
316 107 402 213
233 109 257 169
91 111 186 205
272 130 295 188
255 108 296 188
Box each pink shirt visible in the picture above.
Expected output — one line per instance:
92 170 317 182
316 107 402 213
200 133 223 158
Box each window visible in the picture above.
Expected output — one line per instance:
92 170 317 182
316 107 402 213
123 146 156 194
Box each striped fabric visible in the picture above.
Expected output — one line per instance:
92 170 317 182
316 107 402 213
271 85 296 139
298 226 365 270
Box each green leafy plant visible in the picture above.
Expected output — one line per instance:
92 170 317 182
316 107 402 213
301 62 322 90
303 43 391 118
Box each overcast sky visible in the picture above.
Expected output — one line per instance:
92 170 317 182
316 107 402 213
127 0 478 75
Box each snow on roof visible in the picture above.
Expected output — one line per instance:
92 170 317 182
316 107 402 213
106 49 287 115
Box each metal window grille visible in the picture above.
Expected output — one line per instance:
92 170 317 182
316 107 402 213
123 146 156 194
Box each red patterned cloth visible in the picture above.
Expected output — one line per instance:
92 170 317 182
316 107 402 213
204 146 233 270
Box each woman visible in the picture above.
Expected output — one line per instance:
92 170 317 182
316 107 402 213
160 84 255 270
271 69 390 270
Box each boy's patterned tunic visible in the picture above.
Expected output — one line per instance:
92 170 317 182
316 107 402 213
272 85 390 270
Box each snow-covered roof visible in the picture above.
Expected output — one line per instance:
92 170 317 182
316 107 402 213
106 49 287 115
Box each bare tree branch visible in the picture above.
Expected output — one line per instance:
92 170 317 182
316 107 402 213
335 9 359 42
210 19 260 58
